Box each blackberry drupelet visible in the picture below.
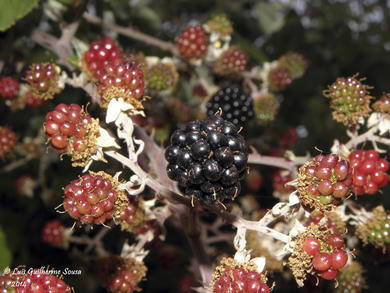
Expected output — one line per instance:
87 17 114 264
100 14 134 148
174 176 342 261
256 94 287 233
165 114 248 204
206 87 254 126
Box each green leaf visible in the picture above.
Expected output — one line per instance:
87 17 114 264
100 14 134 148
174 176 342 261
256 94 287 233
256 2 285 36
0 0 39 32
0 226 11 270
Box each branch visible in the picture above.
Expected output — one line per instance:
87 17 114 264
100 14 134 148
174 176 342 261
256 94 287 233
248 152 296 172
83 13 178 56
345 125 390 149
105 150 190 206
31 22 79 70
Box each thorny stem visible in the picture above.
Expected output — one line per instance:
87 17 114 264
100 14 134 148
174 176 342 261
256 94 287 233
345 125 390 149
84 226 111 254
0 158 33 173
83 13 178 56
235 218 290 243
31 22 79 70
248 152 296 172
105 150 190 206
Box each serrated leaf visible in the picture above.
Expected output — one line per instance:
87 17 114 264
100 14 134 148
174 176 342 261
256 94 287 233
0 226 11 269
0 0 39 32
256 2 285 36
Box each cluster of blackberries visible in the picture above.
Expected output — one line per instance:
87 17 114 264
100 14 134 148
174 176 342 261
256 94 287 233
206 87 254 126
165 114 248 204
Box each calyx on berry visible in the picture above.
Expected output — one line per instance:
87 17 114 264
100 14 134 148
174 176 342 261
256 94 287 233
97 255 147 293
44 103 100 167
211 257 270 293
96 57 146 110
288 224 348 286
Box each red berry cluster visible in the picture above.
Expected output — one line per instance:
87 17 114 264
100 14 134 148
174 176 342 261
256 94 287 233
97 256 147 293
84 37 122 79
303 234 348 280
18 269 71 293
215 47 248 74
213 267 269 293
349 149 389 195
42 219 64 247
272 169 294 194
0 76 19 98
299 154 353 206
268 67 292 91
63 173 117 224
26 91 44 107
44 103 92 153
177 25 208 59
96 58 144 100
109 269 141 293
25 63 60 100
0 126 16 158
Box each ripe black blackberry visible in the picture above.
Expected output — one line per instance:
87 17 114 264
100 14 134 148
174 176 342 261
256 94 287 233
206 87 254 126
165 114 248 205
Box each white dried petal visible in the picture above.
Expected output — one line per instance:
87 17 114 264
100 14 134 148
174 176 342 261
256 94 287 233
288 191 300 206
96 127 120 148
367 112 381 128
252 257 266 273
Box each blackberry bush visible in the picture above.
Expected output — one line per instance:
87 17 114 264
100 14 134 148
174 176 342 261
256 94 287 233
206 87 254 126
165 113 248 204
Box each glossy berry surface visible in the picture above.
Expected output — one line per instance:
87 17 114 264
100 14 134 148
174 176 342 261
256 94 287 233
300 154 353 205
84 37 122 78
349 149 389 195
63 173 117 224
96 58 144 100
17 269 71 293
206 87 254 126
25 63 58 92
312 252 331 271
213 267 269 293
177 25 208 59
42 219 64 247
0 76 19 98
215 47 248 74
44 103 91 153
165 114 248 204
303 237 321 256
0 126 16 158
